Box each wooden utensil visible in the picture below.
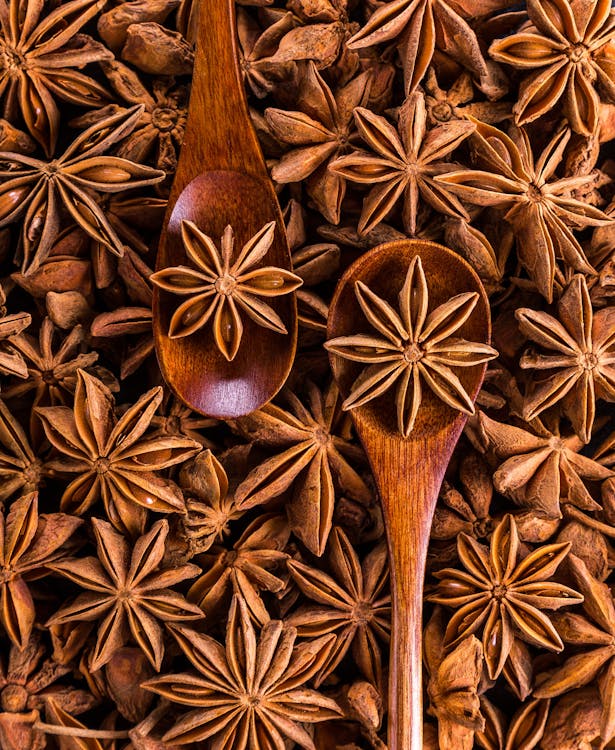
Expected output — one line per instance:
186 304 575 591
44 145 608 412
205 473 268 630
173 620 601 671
153 0 297 419
327 240 491 750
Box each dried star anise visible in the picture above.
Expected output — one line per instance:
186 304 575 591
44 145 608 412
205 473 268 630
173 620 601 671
0 106 165 275
325 255 498 437
0 0 113 156
0 492 82 649
429 513 583 679
36 369 200 535
150 220 302 361
47 518 204 671
143 593 343 748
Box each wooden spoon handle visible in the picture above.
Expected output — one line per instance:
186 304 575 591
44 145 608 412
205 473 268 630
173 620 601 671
364 429 465 750
176 0 266 187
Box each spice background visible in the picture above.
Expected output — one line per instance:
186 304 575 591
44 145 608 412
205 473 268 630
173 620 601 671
0 0 615 748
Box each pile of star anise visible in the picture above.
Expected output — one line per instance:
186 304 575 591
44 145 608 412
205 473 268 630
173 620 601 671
0 0 614 748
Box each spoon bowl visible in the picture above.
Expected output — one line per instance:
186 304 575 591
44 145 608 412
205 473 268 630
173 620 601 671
153 1 297 419
327 239 491 750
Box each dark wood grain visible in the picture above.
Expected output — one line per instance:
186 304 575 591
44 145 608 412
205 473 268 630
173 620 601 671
327 240 491 750
153 0 297 419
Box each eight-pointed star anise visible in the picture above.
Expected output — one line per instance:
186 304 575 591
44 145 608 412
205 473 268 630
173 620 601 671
35 369 200 535
428 513 583 679
516 273 615 443
0 0 113 156
325 255 498 437
329 91 475 235
47 518 204 672
0 105 165 275
143 593 343 749
150 220 302 361
489 0 615 136
232 380 371 556
435 119 613 302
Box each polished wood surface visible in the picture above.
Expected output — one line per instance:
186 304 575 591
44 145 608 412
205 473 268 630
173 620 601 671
327 240 491 750
153 0 297 419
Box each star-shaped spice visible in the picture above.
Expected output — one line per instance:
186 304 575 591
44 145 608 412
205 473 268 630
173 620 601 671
0 106 165 275
287 526 391 687
489 0 615 136
329 91 475 235
150 220 302 361
0 0 113 156
325 255 498 437
232 380 371 556
478 412 612 518
47 518 204 672
0 400 45 502
516 274 615 443
188 513 290 626
265 63 371 224
0 492 82 650
346 0 496 96
428 514 583 680
435 119 613 302
143 593 342 748
35 369 200 536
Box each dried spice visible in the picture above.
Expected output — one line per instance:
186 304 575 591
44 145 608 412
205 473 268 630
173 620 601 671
151 220 302 360
326 255 497 436
47 518 203 671
143 593 343 747
0 106 165 275
428 514 583 679
329 91 475 235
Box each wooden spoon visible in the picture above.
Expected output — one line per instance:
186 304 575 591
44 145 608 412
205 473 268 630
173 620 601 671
153 0 297 419
327 239 491 750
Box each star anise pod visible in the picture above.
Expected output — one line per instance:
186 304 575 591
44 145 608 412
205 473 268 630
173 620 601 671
287 526 391 687
346 0 497 97
0 0 113 156
73 60 189 176
265 62 371 224
476 695 550 750
0 286 30 379
47 518 204 672
35 369 200 536
0 105 165 275
232 380 371 556
177 449 243 556
428 513 583 679
516 274 615 443
478 411 612 517
435 119 613 302
188 513 290 625
237 8 297 98
489 0 615 136
325 255 498 437
143 593 343 748
0 632 97 750
90 306 154 380
150 220 302 361
329 91 475 235
423 68 511 127
0 492 82 650
423 607 484 750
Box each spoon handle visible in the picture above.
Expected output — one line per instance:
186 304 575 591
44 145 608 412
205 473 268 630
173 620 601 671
175 0 266 190
364 428 465 750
